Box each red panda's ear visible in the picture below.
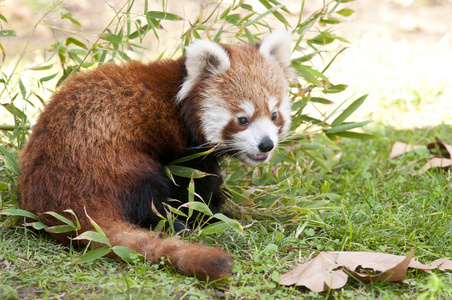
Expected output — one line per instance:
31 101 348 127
259 30 294 79
176 40 230 102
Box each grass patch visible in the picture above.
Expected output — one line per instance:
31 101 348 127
1 1 452 299
2 124 452 299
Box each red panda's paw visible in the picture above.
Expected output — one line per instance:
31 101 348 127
177 245 233 281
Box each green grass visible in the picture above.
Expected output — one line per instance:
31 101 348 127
1 1 452 299
2 124 452 299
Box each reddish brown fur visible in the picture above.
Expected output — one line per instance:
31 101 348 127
19 33 292 280
19 58 232 281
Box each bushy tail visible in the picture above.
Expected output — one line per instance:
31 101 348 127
98 219 233 281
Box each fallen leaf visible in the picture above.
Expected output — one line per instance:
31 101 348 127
429 257 452 271
427 137 452 159
345 248 413 282
279 249 452 292
418 158 452 174
279 251 349 292
389 141 424 159
390 138 452 174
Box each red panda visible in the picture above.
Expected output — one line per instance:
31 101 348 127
18 31 294 280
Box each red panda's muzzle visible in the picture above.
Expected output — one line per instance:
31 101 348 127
247 153 269 162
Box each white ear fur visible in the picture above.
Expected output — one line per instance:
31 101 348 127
259 30 292 69
176 40 231 102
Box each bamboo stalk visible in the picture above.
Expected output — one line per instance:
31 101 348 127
0 124 30 131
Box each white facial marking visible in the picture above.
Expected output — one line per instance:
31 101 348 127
239 100 255 118
279 96 292 135
233 117 280 165
268 96 278 113
200 99 232 145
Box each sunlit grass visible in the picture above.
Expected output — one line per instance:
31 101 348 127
2 1 452 299
328 32 452 128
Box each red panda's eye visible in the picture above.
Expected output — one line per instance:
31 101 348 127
237 117 249 126
271 112 278 121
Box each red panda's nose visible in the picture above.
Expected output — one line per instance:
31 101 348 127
258 136 274 153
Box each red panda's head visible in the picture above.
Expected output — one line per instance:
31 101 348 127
177 31 294 165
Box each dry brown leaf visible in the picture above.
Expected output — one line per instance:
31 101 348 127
429 257 452 271
390 138 452 173
279 252 349 292
346 249 413 282
389 141 424 159
427 137 452 159
279 249 452 292
418 158 452 174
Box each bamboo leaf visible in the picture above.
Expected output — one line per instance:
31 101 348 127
258 0 290 26
112 246 145 263
163 165 176 184
165 165 214 179
72 246 111 264
0 146 20 176
330 94 368 127
103 33 123 44
73 231 111 246
239 2 253 10
64 209 81 230
169 148 215 164
323 84 348 94
61 12 82 28
213 213 244 235
244 27 255 44
19 79 26 99
331 131 379 139
292 64 323 87
320 17 342 25
179 201 213 217
0 30 16 37
291 51 324 63
84 208 107 236
44 211 76 229
28 64 54 71
219 6 232 19
2 104 27 120
299 115 324 125
336 8 355 17
39 72 58 83
213 26 223 43
165 205 188 218
188 177 195 218
45 224 77 233
66 37 87 49
310 97 333 104
246 4 283 26
27 221 47 230
0 208 38 220
325 120 373 133
146 11 183 21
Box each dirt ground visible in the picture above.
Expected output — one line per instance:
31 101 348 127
1 0 452 128
3 0 452 47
